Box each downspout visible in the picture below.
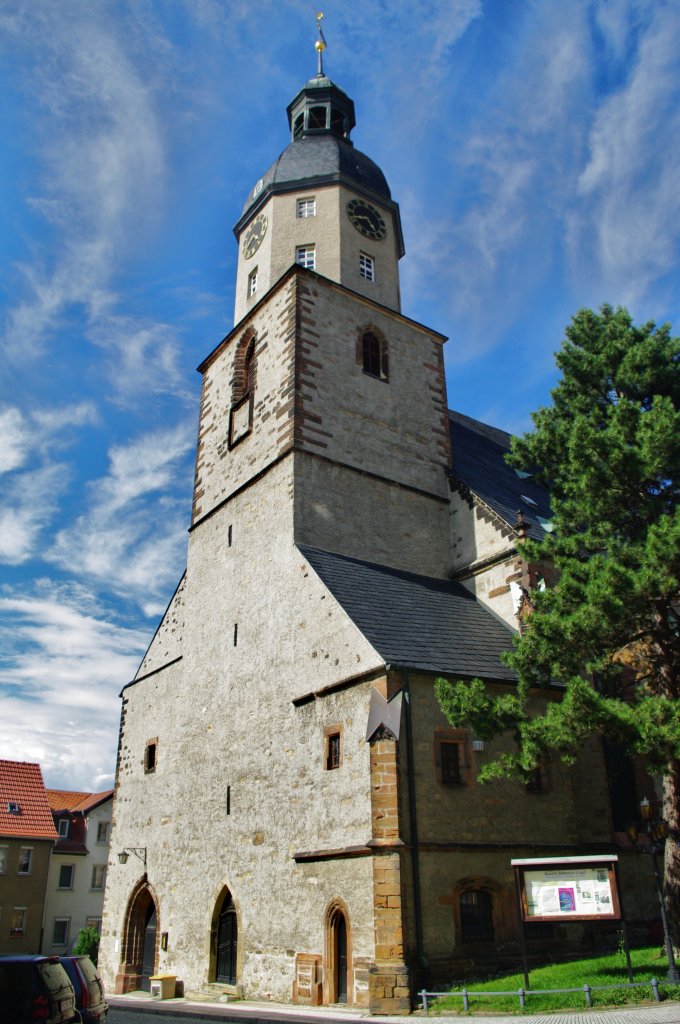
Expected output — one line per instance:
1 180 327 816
402 669 425 975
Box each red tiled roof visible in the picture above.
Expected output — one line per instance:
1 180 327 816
0 761 58 840
46 789 113 813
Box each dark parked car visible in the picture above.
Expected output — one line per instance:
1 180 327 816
0 954 78 1023
60 955 108 1023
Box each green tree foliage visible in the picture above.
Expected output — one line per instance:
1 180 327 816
72 925 100 965
436 305 680 929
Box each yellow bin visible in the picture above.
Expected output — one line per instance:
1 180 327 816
149 974 176 999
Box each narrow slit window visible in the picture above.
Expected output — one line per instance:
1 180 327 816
144 739 157 774
248 268 258 298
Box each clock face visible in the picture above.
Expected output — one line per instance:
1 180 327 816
242 213 268 258
347 198 386 240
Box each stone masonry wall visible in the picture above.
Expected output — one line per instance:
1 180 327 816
99 456 387 1003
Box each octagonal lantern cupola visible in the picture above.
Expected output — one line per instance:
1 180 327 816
287 75 356 143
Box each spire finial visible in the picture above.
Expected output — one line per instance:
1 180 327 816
314 11 327 77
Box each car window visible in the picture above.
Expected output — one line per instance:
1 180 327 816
0 961 32 993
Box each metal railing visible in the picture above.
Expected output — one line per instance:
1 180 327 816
420 977 668 1012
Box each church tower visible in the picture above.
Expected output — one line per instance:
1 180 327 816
99 19 622 1015
232 40 404 323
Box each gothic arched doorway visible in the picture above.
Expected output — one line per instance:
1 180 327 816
141 903 157 991
115 882 159 994
324 901 351 1005
210 888 238 986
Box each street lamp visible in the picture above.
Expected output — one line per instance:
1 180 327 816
117 847 147 867
626 798 680 984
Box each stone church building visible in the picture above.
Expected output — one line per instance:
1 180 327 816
99 58 654 1012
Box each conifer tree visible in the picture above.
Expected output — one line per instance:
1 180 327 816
436 304 680 935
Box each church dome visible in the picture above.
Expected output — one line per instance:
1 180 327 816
240 134 391 220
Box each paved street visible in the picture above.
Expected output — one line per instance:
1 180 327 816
108 997 680 1024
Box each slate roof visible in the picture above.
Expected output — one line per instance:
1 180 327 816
0 760 58 840
299 545 517 680
240 135 391 219
449 411 552 542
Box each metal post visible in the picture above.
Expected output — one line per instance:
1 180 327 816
583 984 592 1007
420 989 428 1012
514 866 530 990
651 978 660 1001
650 848 680 983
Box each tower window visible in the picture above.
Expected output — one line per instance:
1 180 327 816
248 268 258 298
296 245 316 270
293 113 304 139
361 330 389 380
297 197 316 218
331 109 345 137
243 340 255 394
308 105 327 130
324 725 343 770
359 253 375 281
144 739 157 774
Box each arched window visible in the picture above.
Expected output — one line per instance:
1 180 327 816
361 330 388 380
460 889 494 942
243 339 255 395
229 331 257 448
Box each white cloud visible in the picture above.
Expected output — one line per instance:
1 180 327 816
0 464 68 565
0 585 148 790
0 407 31 473
571 4 680 303
48 424 194 607
1 3 165 362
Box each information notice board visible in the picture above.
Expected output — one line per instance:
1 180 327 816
512 856 621 923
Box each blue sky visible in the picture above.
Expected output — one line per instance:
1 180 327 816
1 0 679 792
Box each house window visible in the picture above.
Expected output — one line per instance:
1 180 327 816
360 330 388 380
144 739 157 774
91 864 106 890
460 889 494 942
359 253 375 281
10 908 26 936
58 864 74 889
0 846 7 873
85 917 102 934
97 821 109 843
248 267 258 298
7 801 20 815
297 197 316 218
17 848 32 874
52 918 70 946
525 762 551 794
296 245 316 270
435 729 472 786
57 818 69 838
324 726 343 770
